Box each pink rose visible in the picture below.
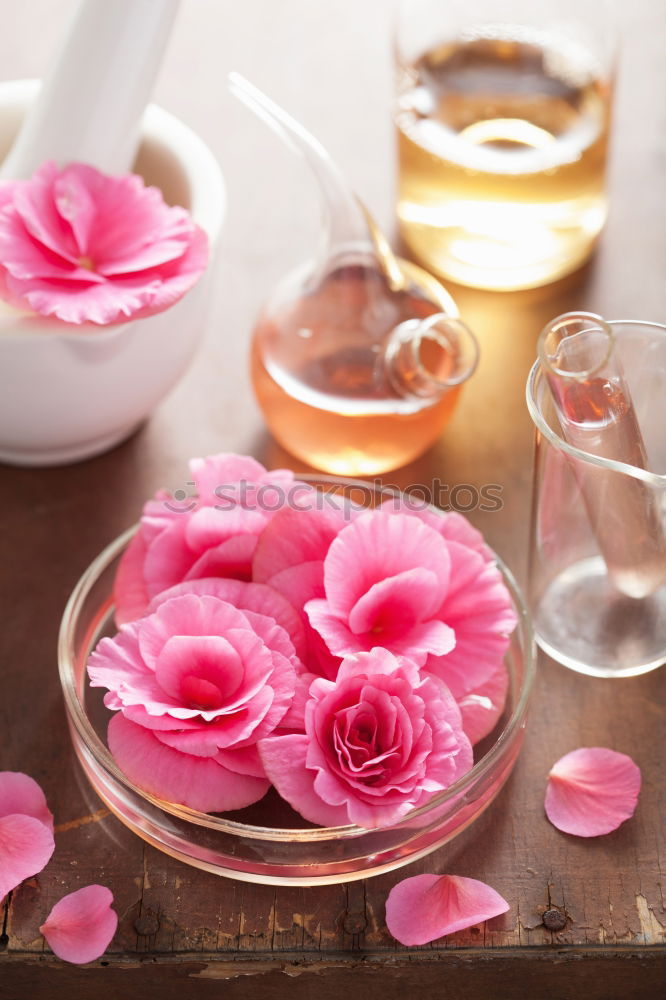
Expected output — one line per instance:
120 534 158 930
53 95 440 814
259 648 473 829
114 453 300 623
88 588 304 812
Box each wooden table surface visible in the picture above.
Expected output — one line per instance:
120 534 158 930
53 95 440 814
1 1 665 997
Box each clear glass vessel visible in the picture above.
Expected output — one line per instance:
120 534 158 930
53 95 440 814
59 481 534 886
230 75 478 476
527 317 666 677
395 0 615 291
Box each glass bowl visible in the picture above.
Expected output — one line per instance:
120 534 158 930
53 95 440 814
58 481 535 886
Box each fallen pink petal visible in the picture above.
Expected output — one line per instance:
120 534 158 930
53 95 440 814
0 815 55 901
545 747 641 837
0 771 55 900
0 771 54 832
385 873 510 945
0 160 208 325
40 884 118 964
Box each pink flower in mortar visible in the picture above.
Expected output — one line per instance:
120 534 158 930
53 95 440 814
259 648 473 829
0 160 208 324
114 453 301 624
305 507 517 744
88 590 304 812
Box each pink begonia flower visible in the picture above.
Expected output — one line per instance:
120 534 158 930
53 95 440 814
304 510 516 729
88 591 303 811
147 577 311 730
40 885 117 964
377 499 514 742
385 874 509 945
545 748 641 837
252 503 360 680
380 497 495 563
148 576 308 662
305 510 457 663
0 772 55 900
259 648 473 829
421 542 516 697
114 453 298 624
0 161 208 325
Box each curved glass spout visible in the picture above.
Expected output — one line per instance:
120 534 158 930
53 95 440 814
229 72 405 287
233 73 478 475
386 314 478 400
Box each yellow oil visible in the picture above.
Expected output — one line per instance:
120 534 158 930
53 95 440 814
396 33 612 290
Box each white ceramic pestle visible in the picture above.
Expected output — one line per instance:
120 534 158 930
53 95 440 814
0 0 180 179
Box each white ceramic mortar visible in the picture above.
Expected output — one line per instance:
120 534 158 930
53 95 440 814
0 80 226 466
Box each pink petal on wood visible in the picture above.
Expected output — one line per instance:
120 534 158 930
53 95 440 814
385 874 509 945
258 734 350 827
545 747 641 837
107 713 269 812
0 814 55 900
40 885 118 964
0 771 53 830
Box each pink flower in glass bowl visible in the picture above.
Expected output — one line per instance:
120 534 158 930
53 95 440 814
114 453 299 624
251 501 361 681
305 507 517 743
305 510 457 662
87 590 304 812
0 160 208 325
259 648 473 829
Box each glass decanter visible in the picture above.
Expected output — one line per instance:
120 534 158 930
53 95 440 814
230 74 478 476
